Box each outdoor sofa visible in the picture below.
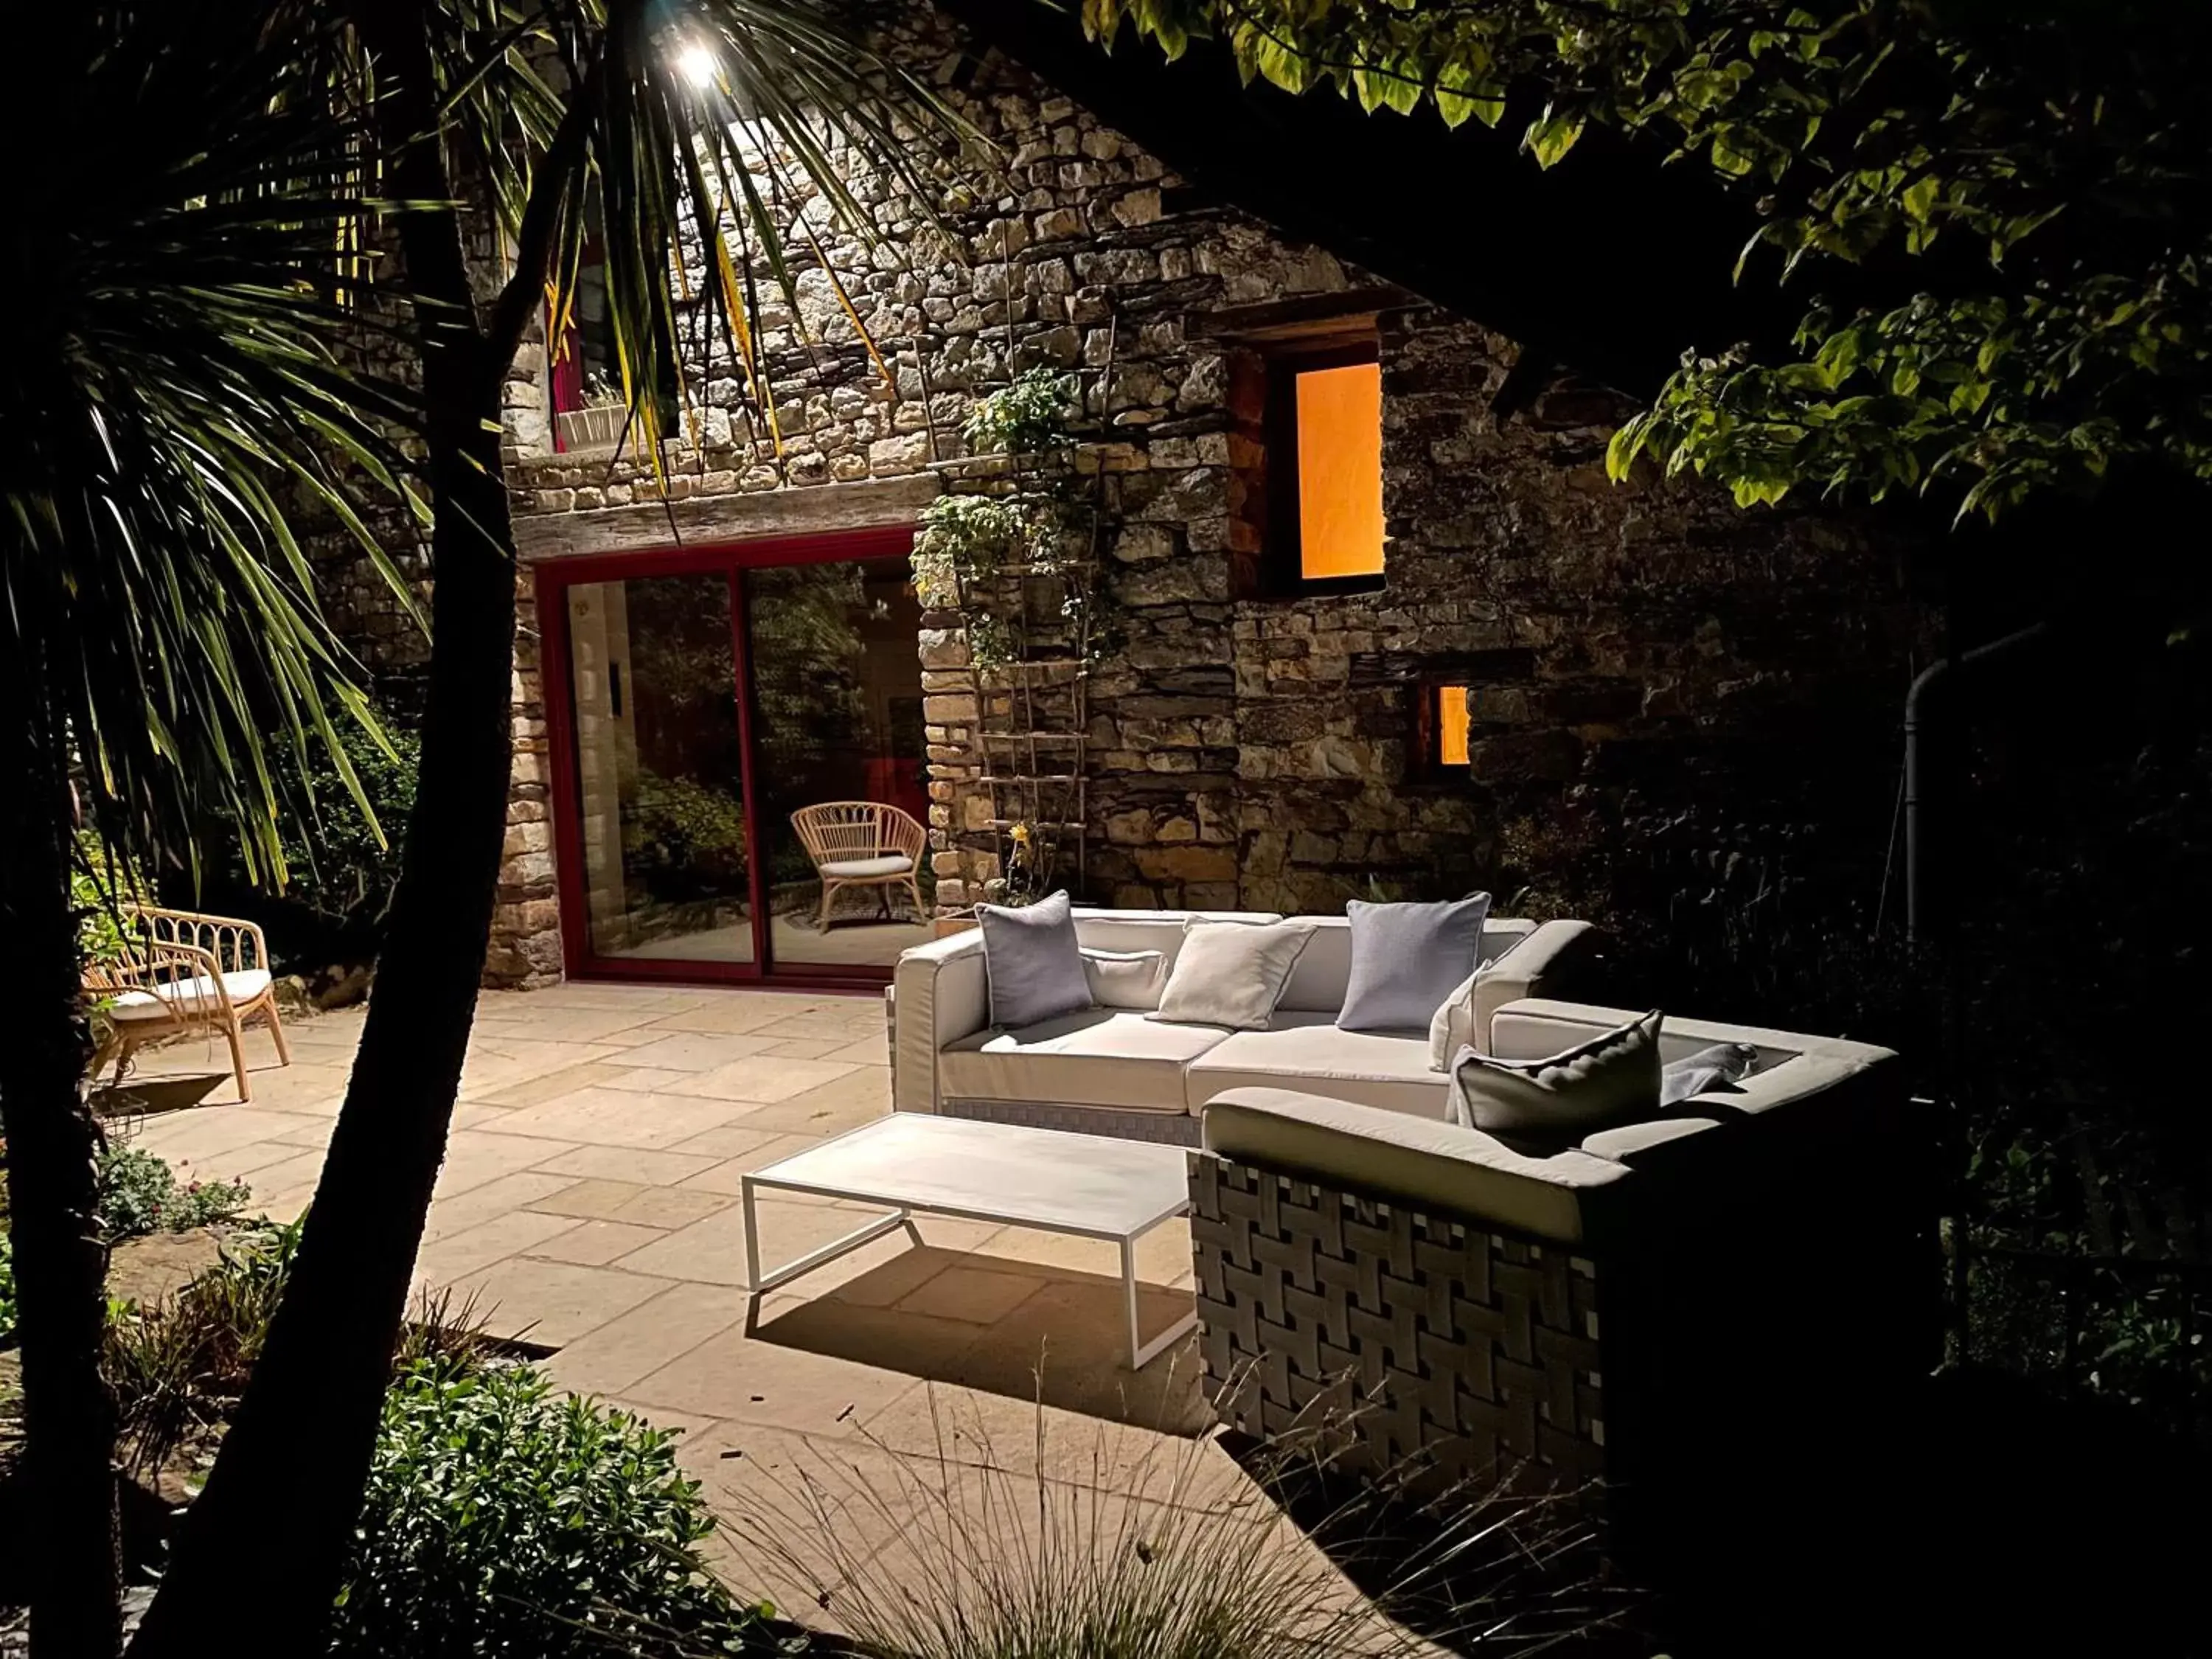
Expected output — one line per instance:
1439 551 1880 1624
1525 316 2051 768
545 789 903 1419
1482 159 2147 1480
1193 998 1936 1557
889 908 1601 1145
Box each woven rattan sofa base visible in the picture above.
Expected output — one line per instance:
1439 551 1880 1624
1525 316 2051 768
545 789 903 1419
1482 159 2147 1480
1191 1135 1939 1572
939 1097 1203 1146
1190 1153 1605 1502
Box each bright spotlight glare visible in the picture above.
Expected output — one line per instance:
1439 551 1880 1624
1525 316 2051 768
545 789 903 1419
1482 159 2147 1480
675 42 719 90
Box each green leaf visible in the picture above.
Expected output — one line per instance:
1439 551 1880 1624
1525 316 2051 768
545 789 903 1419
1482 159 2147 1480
1526 112 1584 168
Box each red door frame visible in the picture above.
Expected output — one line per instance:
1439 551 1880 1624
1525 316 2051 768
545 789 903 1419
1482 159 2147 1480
537 524 918 990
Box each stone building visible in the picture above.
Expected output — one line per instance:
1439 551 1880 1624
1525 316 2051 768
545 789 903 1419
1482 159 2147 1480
323 4 1930 992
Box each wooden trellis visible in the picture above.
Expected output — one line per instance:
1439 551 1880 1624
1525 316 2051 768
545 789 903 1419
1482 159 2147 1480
930 314 1118 908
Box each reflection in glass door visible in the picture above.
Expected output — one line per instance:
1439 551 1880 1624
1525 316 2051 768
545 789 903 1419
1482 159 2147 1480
746 557 933 970
563 572 754 962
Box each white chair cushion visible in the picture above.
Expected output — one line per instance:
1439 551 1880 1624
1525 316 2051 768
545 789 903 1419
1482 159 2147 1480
108 968 271 1021
820 855 913 878
1185 1012 1449 1117
940 1009 1231 1114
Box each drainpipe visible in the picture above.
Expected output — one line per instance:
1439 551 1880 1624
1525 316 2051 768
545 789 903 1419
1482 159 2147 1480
1904 622 2050 947
1904 619 2050 1371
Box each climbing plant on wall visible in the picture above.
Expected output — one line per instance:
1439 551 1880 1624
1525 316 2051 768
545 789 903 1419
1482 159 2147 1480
911 367 1102 670
912 364 1118 905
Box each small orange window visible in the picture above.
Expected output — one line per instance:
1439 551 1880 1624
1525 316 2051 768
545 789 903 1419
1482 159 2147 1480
1294 361 1385 582
1436 684 1470 767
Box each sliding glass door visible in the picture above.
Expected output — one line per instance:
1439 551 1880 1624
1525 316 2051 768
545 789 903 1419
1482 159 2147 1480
746 557 931 970
543 529 927 984
561 572 753 964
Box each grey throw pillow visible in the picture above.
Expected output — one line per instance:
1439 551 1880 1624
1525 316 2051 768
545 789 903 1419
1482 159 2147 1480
1150 918 1315 1030
1338 894 1491 1033
1450 1010 1663 1137
976 890 1091 1029
1660 1041 1760 1106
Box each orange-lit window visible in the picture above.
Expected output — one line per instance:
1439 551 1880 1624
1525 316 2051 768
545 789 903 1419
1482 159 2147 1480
1260 340 1385 594
1435 684 1470 766
1294 361 1384 581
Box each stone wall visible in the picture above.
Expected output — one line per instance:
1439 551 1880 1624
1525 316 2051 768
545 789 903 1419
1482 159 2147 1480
316 3 1930 984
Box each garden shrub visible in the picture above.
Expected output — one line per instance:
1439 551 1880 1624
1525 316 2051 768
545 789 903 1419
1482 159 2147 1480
104 1219 492 1481
0 1233 15 1345
201 707 420 973
72 832 137 971
331 1360 773 1658
95 1145 251 1241
271 714 420 935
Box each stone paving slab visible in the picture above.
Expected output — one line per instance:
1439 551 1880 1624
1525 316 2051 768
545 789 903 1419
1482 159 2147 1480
98 981 1354 1639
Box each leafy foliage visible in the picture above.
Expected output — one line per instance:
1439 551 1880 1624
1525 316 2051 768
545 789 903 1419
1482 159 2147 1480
733 1388 1624 1658
331 1360 771 1659
433 0 982 472
1082 0 2212 521
104 1218 494 1484
257 715 422 937
0 1233 15 1346
625 768 748 894
5 3 420 890
962 366 1081 456
94 1147 252 1243
71 835 139 973
913 370 1096 672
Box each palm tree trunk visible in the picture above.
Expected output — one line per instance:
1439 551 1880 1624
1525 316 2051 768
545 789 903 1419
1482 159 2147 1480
0 653 122 1659
128 10 520 1649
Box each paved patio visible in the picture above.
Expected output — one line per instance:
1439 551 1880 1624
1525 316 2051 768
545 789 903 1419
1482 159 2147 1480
106 979 1292 1624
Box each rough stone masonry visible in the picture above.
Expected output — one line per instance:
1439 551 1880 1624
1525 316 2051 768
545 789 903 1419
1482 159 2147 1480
316 4 1931 987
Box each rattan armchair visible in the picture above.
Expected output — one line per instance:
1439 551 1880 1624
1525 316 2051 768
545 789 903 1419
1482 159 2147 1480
83 905 291 1103
790 801 926 932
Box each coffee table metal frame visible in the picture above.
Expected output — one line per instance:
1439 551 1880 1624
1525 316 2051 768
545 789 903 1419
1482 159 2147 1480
741 1116 1197 1369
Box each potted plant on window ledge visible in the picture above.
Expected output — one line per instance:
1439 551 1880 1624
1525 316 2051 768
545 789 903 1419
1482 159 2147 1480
556 372 629 454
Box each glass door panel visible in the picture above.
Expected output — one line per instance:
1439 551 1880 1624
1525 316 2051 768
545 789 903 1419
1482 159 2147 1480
563 572 755 963
745 557 931 970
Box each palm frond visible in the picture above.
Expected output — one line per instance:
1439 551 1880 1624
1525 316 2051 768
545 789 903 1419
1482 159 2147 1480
426 0 987 468
4 2 424 891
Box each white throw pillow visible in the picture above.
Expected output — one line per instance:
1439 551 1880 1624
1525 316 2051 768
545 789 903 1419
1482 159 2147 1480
1450 1010 1663 1137
1081 947 1166 1009
1149 918 1315 1030
1427 959 1500 1071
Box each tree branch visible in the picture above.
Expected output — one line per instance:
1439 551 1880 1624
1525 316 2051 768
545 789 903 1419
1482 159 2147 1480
484 64 599 366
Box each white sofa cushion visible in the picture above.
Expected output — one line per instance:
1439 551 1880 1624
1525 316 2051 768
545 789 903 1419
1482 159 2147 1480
1081 947 1166 1009
941 1009 1228 1115
1276 916 1354 1012
109 968 271 1020
1150 918 1315 1030
1185 1012 1448 1117
1069 910 1282 976
1203 1086 1631 1245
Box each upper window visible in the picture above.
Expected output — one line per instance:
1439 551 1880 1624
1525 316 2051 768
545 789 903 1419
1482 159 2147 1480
1262 341 1385 593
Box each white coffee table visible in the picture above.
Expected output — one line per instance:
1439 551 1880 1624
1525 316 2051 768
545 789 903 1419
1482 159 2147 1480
742 1113 1198 1368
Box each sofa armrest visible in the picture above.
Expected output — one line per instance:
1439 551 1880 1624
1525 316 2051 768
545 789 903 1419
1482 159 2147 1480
891 929 987 1113
1472 920 1601 1046
1427 919 1604 1068
1201 1085 1630 1245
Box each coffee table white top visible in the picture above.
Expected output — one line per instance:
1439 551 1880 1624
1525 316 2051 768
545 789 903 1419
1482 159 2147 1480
747 1113 1191 1240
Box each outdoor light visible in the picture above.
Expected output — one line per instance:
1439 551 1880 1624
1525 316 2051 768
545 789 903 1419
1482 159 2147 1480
675 41 718 90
